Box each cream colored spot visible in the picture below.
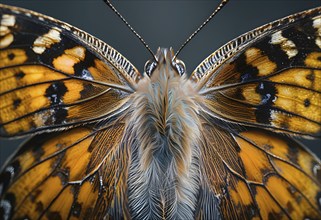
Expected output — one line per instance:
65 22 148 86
33 109 54 127
271 31 298 58
313 16 321 49
33 28 61 54
0 15 16 48
0 34 13 49
0 26 10 36
313 164 320 176
313 16 321 30
1 14 16 27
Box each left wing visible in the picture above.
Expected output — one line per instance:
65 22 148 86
191 7 321 137
0 4 140 137
0 123 129 219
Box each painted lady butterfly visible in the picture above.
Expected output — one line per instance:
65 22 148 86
0 1 320 219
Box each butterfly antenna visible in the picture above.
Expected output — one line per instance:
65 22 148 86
173 0 229 60
103 0 157 61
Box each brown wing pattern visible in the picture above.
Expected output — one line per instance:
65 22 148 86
0 122 129 219
192 7 321 137
0 4 140 137
198 124 321 219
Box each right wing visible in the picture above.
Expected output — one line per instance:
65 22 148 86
198 124 321 219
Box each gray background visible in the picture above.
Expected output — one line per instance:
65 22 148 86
0 0 320 167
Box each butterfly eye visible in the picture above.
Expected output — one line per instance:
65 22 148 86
174 60 186 76
144 60 157 77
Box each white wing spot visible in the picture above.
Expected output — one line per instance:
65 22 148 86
5 166 15 178
33 109 55 126
313 16 321 29
313 16 321 49
1 14 16 27
0 26 10 36
270 31 298 58
0 15 16 48
313 164 321 176
33 27 61 54
0 34 14 49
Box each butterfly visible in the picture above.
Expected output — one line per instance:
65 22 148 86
0 0 321 219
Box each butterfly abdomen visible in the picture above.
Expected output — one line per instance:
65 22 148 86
125 57 202 219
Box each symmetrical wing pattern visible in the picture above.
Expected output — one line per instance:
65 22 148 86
0 2 321 220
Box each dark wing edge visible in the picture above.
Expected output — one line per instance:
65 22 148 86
191 6 321 137
0 4 140 137
0 3 141 86
190 6 321 89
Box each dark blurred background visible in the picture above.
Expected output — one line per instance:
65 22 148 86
0 0 320 167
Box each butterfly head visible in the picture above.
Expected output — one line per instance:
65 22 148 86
144 47 186 78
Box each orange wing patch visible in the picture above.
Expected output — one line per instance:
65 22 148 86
201 65 321 136
0 123 128 219
195 11 321 137
0 6 138 137
53 46 85 74
0 65 67 93
199 124 321 219
305 52 321 68
0 49 28 68
245 47 277 76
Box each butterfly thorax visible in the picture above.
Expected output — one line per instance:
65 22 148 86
125 48 202 218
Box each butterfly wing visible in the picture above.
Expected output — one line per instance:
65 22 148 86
193 6 321 219
192 7 321 137
197 124 321 219
0 4 140 137
0 122 130 219
0 3 136 219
